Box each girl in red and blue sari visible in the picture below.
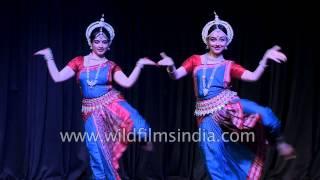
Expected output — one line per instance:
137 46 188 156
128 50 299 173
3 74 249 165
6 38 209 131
158 12 295 180
34 15 155 180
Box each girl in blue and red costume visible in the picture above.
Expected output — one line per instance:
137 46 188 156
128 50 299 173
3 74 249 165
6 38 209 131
34 15 155 180
158 12 296 179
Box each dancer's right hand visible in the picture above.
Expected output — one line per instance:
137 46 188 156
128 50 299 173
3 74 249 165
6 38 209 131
157 52 174 66
137 58 157 66
34 48 53 61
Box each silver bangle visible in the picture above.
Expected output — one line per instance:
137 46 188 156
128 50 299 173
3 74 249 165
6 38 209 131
166 66 176 73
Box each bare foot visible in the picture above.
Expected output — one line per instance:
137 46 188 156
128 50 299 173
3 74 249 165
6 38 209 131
277 142 296 160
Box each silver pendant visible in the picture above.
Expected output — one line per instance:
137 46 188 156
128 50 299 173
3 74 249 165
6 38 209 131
203 88 209 96
87 80 97 88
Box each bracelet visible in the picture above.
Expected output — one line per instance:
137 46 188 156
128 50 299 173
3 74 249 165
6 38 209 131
166 66 176 74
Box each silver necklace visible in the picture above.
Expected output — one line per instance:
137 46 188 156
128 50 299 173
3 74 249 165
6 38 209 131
85 56 105 88
202 54 224 96
86 63 102 88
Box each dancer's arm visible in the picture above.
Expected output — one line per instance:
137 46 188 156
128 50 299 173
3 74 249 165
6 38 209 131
34 48 75 82
114 58 156 88
240 45 287 82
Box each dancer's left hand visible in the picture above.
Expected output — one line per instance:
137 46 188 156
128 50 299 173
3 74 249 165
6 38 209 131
262 45 287 64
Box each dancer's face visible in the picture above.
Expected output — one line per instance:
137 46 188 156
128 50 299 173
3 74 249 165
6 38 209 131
207 29 228 55
91 33 109 57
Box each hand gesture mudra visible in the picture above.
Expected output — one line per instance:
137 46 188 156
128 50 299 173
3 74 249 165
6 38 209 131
137 58 157 66
34 48 53 61
263 45 287 64
157 52 174 66
136 58 157 69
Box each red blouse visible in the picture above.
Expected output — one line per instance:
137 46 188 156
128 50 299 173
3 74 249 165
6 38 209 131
182 55 246 79
67 56 122 74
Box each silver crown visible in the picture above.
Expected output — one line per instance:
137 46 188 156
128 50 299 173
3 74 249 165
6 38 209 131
85 14 115 47
201 11 234 46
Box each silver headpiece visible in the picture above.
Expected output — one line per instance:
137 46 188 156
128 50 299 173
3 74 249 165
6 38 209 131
85 14 115 47
201 12 234 46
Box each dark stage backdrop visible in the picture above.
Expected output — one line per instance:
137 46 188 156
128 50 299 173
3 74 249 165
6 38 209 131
0 0 318 179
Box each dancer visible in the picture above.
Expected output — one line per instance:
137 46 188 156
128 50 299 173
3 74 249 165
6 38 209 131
158 12 295 179
34 15 155 180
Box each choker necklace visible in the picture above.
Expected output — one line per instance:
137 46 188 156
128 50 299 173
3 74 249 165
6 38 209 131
89 53 107 61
